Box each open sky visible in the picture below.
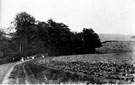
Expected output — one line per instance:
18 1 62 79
1 0 135 35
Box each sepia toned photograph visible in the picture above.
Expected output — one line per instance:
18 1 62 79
0 0 135 84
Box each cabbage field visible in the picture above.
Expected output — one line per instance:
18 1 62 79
26 52 135 84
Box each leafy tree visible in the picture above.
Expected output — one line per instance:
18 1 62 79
14 12 35 28
82 28 101 53
0 30 8 56
11 12 102 57
13 12 37 53
46 19 73 55
72 32 83 54
36 21 50 45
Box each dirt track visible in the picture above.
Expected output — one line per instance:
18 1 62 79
1 61 21 84
0 59 38 84
0 62 16 83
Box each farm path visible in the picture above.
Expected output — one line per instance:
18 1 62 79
0 62 15 83
1 61 22 84
1 60 33 84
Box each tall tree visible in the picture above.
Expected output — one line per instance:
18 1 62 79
13 12 37 53
82 28 101 53
46 19 73 55
0 30 9 56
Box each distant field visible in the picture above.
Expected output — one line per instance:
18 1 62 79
96 41 135 53
98 34 134 42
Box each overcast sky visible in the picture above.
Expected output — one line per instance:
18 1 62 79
1 0 135 35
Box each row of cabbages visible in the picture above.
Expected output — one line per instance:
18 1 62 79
39 59 135 83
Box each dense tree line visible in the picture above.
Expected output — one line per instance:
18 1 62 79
0 12 101 62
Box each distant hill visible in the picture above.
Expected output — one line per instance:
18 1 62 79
98 34 135 42
96 41 135 53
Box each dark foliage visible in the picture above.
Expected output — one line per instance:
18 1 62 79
0 11 102 63
82 28 102 53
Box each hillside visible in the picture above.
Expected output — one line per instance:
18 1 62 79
98 34 134 42
96 41 135 53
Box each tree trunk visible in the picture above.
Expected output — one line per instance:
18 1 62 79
19 43 22 53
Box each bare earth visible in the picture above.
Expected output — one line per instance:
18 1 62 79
1 60 36 84
0 62 15 83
